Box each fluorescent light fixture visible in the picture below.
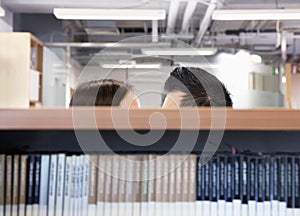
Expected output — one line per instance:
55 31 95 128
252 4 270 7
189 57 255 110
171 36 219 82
212 9 300 21
85 28 120 35
141 48 218 56
0 6 5 17
53 8 166 20
178 62 219 69
102 63 161 69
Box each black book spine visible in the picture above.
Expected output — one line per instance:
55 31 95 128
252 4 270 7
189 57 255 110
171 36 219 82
241 155 248 205
287 156 294 209
295 157 300 209
210 157 218 202
219 155 226 201
226 156 233 202
33 155 41 205
203 161 210 202
26 155 35 205
233 156 240 200
196 156 202 201
249 157 256 202
257 157 265 203
274 157 280 202
265 156 271 202
278 156 287 203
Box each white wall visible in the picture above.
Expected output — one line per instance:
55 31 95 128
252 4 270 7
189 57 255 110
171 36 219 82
213 51 283 108
77 65 172 107
0 5 13 32
43 47 67 107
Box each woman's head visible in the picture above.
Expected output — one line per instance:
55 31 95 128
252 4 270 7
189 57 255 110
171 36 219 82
70 79 140 108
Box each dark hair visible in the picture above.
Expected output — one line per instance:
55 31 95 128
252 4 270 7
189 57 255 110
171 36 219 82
164 67 233 106
70 79 132 106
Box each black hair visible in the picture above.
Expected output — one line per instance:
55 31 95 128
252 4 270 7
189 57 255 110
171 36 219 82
164 67 233 107
70 79 132 106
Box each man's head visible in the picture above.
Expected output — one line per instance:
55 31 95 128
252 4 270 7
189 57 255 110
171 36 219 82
163 66 232 108
70 79 140 108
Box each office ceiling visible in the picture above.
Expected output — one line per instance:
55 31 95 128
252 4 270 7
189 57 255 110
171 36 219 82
4 0 300 64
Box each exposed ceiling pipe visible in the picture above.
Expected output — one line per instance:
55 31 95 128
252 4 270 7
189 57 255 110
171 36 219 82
180 0 198 33
193 0 218 47
152 20 158 42
166 0 181 34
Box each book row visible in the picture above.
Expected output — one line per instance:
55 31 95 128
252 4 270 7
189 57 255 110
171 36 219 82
0 153 299 216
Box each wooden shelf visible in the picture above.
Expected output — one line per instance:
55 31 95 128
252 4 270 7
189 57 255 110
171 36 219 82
1 108 300 130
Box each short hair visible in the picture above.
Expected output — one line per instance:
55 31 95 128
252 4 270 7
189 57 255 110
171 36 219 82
70 79 133 106
164 67 233 106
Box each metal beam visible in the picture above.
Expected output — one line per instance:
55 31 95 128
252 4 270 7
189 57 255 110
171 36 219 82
193 0 218 47
152 20 158 42
166 0 181 34
180 0 198 33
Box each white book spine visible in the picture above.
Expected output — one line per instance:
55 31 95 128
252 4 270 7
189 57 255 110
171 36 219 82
32 204 39 216
271 201 279 216
241 204 248 216
264 201 271 216
69 156 77 216
233 199 241 216
18 205 25 216
257 202 264 216
248 200 256 216
190 202 196 216
140 202 148 216
161 203 168 216
55 154 66 216
11 205 18 216
48 155 58 216
132 202 140 216
225 202 232 216
279 202 286 216
203 201 211 216
26 205 32 216
148 202 155 216
96 202 104 216
175 202 182 216
211 202 218 216
73 156 79 216
39 155 50 216
293 209 300 216
165 202 170 216
111 202 118 216
155 202 162 216
79 155 85 216
83 155 90 215
286 208 294 216
88 204 96 216
38 206 47 216
196 201 203 216
126 202 133 216
118 203 127 216
63 156 72 216
104 202 111 216
218 200 226 216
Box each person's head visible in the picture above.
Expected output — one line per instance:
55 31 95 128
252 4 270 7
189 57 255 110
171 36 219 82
163 66 232 108
70 79 140 108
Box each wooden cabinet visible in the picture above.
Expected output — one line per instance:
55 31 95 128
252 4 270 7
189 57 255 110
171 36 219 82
0 32 43 108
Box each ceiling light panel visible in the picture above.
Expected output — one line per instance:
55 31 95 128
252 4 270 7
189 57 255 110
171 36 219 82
212 9 300 21
53 8 166 20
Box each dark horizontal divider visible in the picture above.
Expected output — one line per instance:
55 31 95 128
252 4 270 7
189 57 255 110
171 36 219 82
0 130 299 154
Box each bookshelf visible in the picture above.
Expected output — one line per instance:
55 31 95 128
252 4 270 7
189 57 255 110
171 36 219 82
0 108 300 154
0 108 300 130
1 108 300 216
0 33 43 108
